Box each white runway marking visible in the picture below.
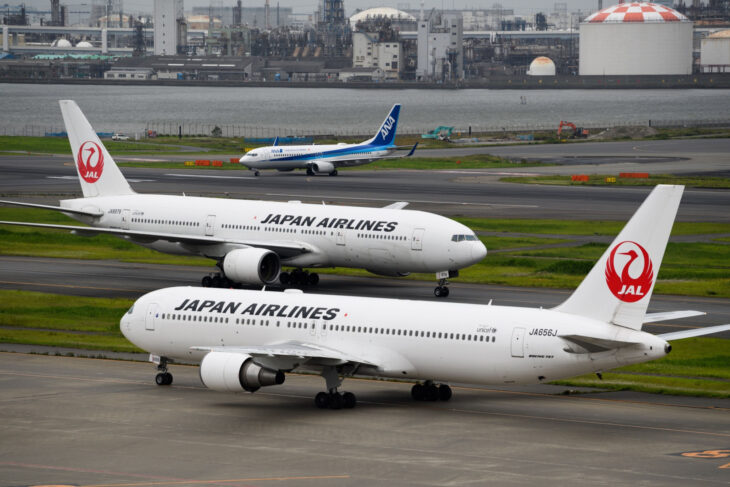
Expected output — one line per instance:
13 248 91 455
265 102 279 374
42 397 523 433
266 193 539 208
166 173 257 180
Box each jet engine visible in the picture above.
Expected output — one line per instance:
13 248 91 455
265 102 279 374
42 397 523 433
222 247 280 285
199 351 285 393
311 161 335 174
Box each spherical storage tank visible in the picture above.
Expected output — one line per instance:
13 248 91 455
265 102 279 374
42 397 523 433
579 2 693 75
527 56 556 76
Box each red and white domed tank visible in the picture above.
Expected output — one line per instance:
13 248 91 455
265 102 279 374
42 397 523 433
579 2 693 75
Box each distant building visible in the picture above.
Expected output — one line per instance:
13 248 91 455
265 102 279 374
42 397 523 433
701 29 730 73
191 6 293 28
154 0 186 56
104 67 154 80
416 13 463 81
352 32 401 80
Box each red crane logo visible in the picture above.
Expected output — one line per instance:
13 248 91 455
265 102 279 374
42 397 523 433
605 241 654 303
77 141 104 183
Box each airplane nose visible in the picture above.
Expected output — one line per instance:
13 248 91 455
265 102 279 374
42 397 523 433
472 241 487 261
239 155 246 163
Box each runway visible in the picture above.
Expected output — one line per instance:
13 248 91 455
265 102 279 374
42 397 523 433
1 352 728 486
2 139 730 221
1 255 728 337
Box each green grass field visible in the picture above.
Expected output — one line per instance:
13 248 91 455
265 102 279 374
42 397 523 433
500 174 730 189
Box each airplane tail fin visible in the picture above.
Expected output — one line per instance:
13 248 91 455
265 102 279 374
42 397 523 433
59 100 134 198
366 104 401 147
553 185 683 331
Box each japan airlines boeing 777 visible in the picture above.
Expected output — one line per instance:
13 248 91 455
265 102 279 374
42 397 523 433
0 100 485 296
239 104 417 176
121 185 729 409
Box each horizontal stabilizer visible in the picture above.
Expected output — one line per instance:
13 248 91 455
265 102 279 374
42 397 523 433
658 324 730 341
643 310 706 323
560 334 640 354
0 199 103 217
383 202 409 210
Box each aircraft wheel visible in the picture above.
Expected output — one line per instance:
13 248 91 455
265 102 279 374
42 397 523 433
315 392 329 409
425 383 439 401
307 272 319 286
329 392 343 410
438 384 452 401
211 275 223 288
411 383 424 401
306 168 315 176
254 171 260 177
329 170 338 176
279 271 290 286
201 275 212 287
441 286 450 297
156 372 172 386
342 392 357 409
434 286 443 297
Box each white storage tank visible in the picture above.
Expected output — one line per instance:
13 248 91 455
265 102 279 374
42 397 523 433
527 56 556 76
701 30 730 73
579 2 693 75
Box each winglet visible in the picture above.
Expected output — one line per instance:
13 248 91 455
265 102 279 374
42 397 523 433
273 136 279 146
406 142 418 157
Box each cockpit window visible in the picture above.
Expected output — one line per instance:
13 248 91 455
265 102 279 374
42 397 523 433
126 305 135 315
248 152 258 158
451 234 479 242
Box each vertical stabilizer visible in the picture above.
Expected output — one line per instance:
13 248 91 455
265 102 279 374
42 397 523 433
553 185 683 330
59 100 134 198
365 104 401 147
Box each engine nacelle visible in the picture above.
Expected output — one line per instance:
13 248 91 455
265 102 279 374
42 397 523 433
222 247 280 285
311 161 335 174
199 351 285 393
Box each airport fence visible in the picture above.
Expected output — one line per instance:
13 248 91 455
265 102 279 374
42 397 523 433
3 118 730 139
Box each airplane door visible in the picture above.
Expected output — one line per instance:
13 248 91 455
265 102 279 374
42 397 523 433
411 228 424 250
121 209 131 230
205 215 216 236
336 230 346 246
145 303 159 331
511 327 525 358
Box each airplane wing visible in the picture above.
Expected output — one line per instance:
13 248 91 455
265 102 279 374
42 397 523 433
643 310 706 323
0 220 313 258
191 342 377 369
658 323 730 341
383 202 409 210
0 199 104 217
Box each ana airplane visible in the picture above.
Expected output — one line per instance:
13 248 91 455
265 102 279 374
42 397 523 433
121 185 730 409
239 104 417 176
0 100 486 297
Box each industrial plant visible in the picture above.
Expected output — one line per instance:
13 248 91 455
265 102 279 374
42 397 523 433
1 0 729 85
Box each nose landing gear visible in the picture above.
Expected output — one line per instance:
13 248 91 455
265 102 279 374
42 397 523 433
434 271 458 298
153 356 173 386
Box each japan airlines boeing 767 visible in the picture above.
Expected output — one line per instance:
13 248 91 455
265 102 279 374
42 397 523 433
0 100 485 296
239 104 417 176
121 185 729 409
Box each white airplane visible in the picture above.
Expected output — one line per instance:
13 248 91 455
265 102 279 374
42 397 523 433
121 185 730 409
239 104 417 176
0 100 485 297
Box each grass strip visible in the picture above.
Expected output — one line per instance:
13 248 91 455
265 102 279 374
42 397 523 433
500 174 730 189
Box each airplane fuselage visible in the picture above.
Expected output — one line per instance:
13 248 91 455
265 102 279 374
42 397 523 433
241 143 391 171
61 194 485 272
122 287 669 386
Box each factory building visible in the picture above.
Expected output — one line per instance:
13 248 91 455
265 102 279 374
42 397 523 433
579 2 693 76
701 30 730 73
153 0 186 56
352 31 401 80
416 12 464 81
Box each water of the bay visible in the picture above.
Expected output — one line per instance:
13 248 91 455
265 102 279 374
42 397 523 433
1 83 729 137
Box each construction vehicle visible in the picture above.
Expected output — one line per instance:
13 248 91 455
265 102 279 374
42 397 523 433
558 121 589 139
422 126 454 141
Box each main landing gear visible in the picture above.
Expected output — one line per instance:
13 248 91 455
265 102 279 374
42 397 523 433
279 269 319 287
411 381 452 402
154 356 173 386
201 272 235 288
315 366 357 409
253 170 260 176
